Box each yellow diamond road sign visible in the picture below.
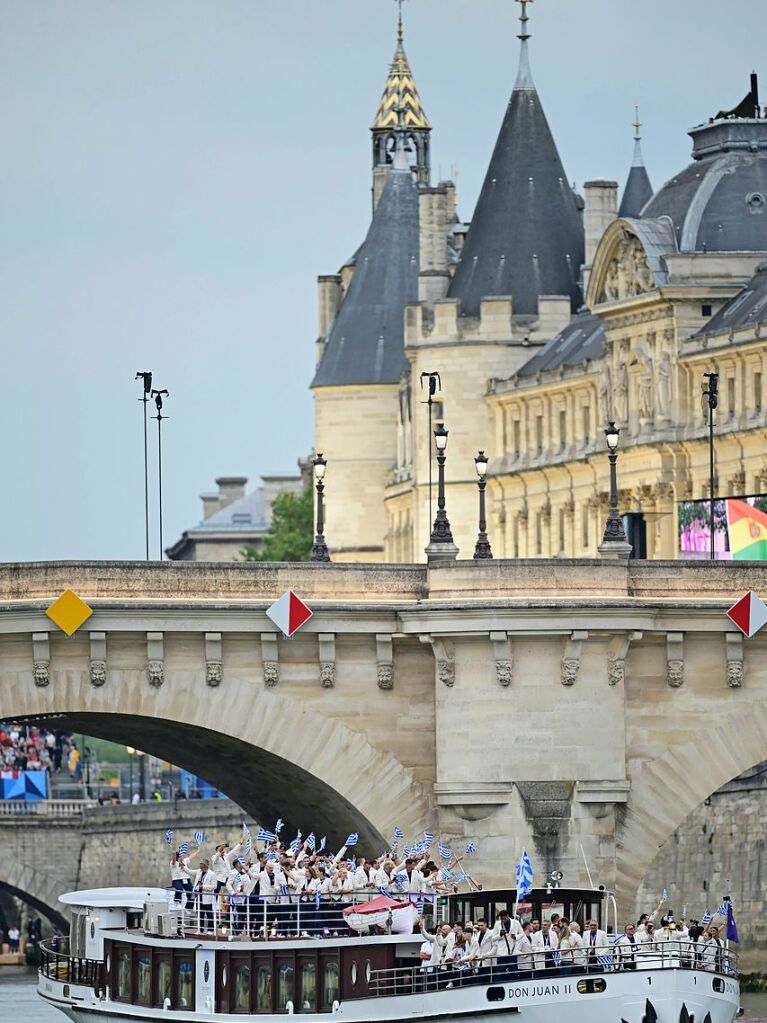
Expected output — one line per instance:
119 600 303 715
46 590 93 636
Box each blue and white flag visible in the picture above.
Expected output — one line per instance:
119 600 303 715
275 818 285 833
416 898 425 915
179 842 190 856
165 829 174 846
393 826 404 840
345 832 359 848
717 901 728 917
345 858 356 871
267 850 279 862
290 837 301 854
439 866 453 882
279 884 289 896
661 888 668 903
376 885 390 897
701 910 712 925
258 828 276 843
318 836 326 853
244 828 253 856
194 830 205 847
439 843 452 861
306 833 316 851
453 869 467 883
402 845 411 858
597 955 613 968
515 849 533 899
393 873 407 892
423 832 434 847
315 889 322 909
465 842 477 854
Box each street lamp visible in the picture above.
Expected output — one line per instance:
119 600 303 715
425 423 459 564
473 451 493 560
125 746 135 801
598 421 632 559
310 453 331 563
136 750 146 802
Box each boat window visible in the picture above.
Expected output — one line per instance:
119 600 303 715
487 986 505 1002
233 964 251 1012
299 962 317 1010
541 902 565 923
577 978 607 994
115 950 131 1001
277 962 294 1010
322 962 339 1007
154 959 171 1007
350 961 357 986
713 978 725 993
136 953 151 1004
256 963 272 1011
176 960 193 1008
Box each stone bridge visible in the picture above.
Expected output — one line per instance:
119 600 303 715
0 798 247 928
2 559 767 915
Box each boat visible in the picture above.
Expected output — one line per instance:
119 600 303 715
37 883 740 1023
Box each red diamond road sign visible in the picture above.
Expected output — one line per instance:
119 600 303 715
726 591 767 639
266 591 313 638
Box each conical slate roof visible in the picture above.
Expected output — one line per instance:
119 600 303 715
448 37 584 317
371 20 430 132
311 155 418 388
619 138 653 218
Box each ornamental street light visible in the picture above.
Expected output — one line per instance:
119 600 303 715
425 422 459 564
473 450 493 560
310 453 331 563
598 421 632 560
703 371 719 561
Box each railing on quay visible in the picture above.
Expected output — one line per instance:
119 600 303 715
39 937 102 988
369 940 739 997
159 888 432 942
0 799 97 818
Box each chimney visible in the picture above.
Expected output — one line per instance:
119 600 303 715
418 183 456 305
216 476 248 510
200 493 221 520
318 275 342 338
582 180 618 295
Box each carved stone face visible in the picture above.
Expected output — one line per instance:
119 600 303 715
90 660 107 687
726 661 743 688
33 661 50 687
667 660 684 688
377 663 394 690
147 660 164 688
561 658 579 686
206 661 223 687
320 662 336 688
263 662 279 687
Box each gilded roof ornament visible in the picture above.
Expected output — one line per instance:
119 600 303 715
371 2 430 132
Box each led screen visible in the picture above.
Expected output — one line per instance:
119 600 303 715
678 495 767 560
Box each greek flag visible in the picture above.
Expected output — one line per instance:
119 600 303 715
402 845 411 857
318 836 326 852
345 859 356 870
275 818 285 833
258 828 276 843
416 898 425 914
701 910 712 925
717 901 728 917
345 832 359 847
179 842 190 856
244 827 253 856
423 832 434 847
465 842 477 854
289 837 301 854
393 826 404 840
393 873 407 892
376 885 390 897
453 869 467 883
552 950 562 966
597 955 613 968
194 830 204 846
439 866 453 882
165 829 173 846
315 889 321 909
267 850 279 862
279 884 289 896
306 832 316 851
515 849 533 899
439 843 452 860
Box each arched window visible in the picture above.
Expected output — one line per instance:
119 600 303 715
233 963 251 1012
277 962 294 1009
256 963 272 1011
322 962 339 1008
299 962 316 1010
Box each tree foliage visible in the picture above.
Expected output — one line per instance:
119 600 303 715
241 486 313 562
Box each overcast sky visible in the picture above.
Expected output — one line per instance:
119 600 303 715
0 0 761 561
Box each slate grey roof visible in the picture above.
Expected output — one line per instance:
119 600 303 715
311 164 418 388
618 140 653 218
195 488 267 532
695 262 767 336
642 118 767 252
515 312 605 379
447 39 584 318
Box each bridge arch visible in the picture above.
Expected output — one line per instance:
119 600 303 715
617 699 767 909
1 677 431 851
0 865 70 932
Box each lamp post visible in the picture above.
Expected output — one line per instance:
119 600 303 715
125 746 135 801
425 423 459 564
473 451 493 560
136 750 146 802
598 421 633 560
703 372 719 561
310 453 331 563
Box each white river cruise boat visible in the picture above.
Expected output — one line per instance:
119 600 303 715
37 884 740 1023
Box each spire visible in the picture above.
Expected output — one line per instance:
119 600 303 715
618 106 654 218
448 0 584 318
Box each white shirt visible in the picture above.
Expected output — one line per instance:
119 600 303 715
419 940 433 970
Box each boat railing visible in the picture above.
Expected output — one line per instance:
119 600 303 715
369 939 739 996
39 936 103 988
158 887 433 941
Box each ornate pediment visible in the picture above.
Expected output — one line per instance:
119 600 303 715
598 228 656 303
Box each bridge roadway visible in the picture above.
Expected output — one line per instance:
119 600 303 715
1 557 766 916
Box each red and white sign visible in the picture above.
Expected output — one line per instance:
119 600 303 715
266 591 313 638
726 590 767 639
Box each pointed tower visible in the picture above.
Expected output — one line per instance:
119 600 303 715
448 0 584 316
371 7 431 205
618 108 654 218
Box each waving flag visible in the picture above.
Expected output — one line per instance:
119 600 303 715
727 499 767 560
306 832 316 851
465 842 477 854
393 826 404 840
194 830 205 847
439 843 452 861
345 858 356 870
423 832 434 847
661 888 668 903
244 826 253 856
345 832 359 847
315 889 322 909
267 850 279 862
402 845 411 858
376 885 390 897
318 836 326 852
279 883 289 896
289 837 301 854
726 903 739 943
179 842 190 856
258 828 276 843
165 829 173 846
439 866 453 882
453 869 467 883
515 849 533 899
717 901 728 917
701 910 712 925
275 818 285 833
393 873 407 892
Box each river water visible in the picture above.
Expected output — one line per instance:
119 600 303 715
4 966 767 1020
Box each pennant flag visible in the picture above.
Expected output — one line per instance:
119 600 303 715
258 828 276 843
515 849 533 899
465 842 477 854
165 829 174 846
318 836 326 852
701 910 712 925
194 830 205 847
275 818 285 833
727 590 767 638
306 832 316 851
727 499 767 561
393 826 404 840
179 842 190 856
726 903 739 943
345 832 359 847
439 843 452 861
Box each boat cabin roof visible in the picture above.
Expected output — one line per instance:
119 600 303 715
445 887 609 924
60 887 167 911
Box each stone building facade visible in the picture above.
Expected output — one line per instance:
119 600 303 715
310 8 767 563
